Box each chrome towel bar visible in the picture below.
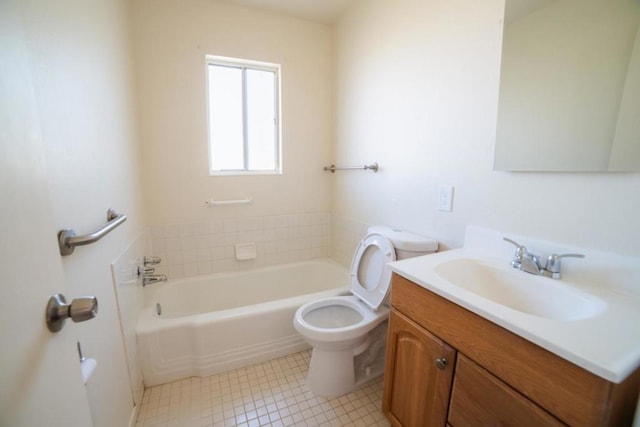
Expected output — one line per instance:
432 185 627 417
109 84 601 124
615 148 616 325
58 208 127 256
323 163 379 173
205 198 253 206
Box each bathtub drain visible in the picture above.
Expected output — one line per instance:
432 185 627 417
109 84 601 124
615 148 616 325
156 303 162 316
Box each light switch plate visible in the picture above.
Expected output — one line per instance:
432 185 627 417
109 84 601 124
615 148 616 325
437 185 454 212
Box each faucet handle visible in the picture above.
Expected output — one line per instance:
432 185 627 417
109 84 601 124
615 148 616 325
138 266 155 276
503 237 528 264
503 237 523 248
503 237 528 253
545 253 585 278
144 256 162 266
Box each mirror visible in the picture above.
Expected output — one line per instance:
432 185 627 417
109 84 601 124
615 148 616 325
494 0 640 172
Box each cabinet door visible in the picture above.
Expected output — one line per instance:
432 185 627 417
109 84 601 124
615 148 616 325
448 355 564 427
383 310 456 427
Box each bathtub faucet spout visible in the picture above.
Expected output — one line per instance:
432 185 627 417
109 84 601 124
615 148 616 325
138 264 168 286
143 274 167 287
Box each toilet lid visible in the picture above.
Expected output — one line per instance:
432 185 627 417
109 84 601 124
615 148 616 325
350 233 396 311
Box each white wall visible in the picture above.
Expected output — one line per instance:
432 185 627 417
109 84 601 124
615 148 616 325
333 0 640 258
133 0 333 225
111 234 150 411
20 0 145 425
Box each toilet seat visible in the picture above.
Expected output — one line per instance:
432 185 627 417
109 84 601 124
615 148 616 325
303 302 364 329
294 296 389 344
350 233 396 311
294 233 396 342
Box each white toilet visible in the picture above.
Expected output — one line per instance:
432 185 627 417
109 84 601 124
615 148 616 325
293 226 437 396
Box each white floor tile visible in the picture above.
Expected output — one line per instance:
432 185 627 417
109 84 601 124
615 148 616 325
135 350 389 427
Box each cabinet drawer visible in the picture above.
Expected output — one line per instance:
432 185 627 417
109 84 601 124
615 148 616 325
449 354 564 427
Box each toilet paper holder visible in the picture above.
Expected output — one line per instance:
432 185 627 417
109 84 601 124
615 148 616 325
46 294 98 333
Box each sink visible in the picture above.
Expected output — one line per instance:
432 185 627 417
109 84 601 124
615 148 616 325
434 258 606 321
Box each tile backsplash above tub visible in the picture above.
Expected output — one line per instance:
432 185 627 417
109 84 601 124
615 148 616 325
149 212 331 280
331 215 370 268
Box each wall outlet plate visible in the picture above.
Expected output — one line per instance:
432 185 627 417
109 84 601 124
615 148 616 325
437 185 454 212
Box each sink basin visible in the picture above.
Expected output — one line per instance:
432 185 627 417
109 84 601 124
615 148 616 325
434 258 606 321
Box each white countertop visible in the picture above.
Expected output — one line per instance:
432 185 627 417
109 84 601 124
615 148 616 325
388 226 640 383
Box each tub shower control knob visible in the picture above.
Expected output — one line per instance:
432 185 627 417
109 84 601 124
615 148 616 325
144 256 162 266
46 294 98 333
435 357 448 370
138 266 155 276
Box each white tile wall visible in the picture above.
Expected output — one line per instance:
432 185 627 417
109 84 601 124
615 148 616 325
330 215 370 268
149 213 331 280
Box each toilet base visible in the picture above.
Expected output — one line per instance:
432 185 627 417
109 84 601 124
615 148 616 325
307 347 357 397
306 322 388 397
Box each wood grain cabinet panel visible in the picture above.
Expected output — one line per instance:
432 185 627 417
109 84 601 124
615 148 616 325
449 354 564 427
382 310 455 427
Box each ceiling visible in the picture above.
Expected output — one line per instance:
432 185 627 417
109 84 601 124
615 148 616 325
216 0 354 24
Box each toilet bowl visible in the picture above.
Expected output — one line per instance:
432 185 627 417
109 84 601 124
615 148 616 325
294 226 437 396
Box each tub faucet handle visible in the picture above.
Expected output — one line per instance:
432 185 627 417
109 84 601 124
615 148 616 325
144 256 162 266
138 266 155 276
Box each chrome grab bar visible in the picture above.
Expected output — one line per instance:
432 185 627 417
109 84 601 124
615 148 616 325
323 162 379 173
58 208 127 256
205 198 253 206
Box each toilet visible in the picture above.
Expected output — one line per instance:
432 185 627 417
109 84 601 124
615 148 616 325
293 226 438 397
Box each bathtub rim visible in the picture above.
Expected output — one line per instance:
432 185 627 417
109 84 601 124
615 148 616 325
150 258 348 289
138 285 351 334
137 258 351 334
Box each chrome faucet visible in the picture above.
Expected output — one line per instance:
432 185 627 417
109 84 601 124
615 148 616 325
142 275 168 286
503 237 584 279
138 263 167 286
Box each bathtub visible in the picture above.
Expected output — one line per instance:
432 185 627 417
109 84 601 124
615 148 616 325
137 259 349 386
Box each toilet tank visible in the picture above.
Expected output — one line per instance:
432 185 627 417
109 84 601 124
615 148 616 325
368 226 438 260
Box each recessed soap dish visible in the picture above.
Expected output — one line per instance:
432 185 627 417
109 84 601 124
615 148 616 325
235 242 257 260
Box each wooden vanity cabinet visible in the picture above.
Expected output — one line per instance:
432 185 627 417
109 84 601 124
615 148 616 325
382 274 640 427
382 310 456 427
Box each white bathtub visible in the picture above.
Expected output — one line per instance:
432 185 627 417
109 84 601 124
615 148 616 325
137 259 349 386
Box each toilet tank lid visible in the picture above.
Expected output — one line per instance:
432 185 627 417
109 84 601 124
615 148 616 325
367 226 438 252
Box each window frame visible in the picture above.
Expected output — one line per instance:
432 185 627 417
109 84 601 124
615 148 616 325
205 55 282 176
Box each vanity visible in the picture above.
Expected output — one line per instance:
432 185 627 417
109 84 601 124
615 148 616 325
382 227 640 426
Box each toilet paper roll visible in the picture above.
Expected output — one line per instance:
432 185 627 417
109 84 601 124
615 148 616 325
81 357 97 385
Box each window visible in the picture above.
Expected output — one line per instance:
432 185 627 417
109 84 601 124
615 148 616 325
206 56 281 175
